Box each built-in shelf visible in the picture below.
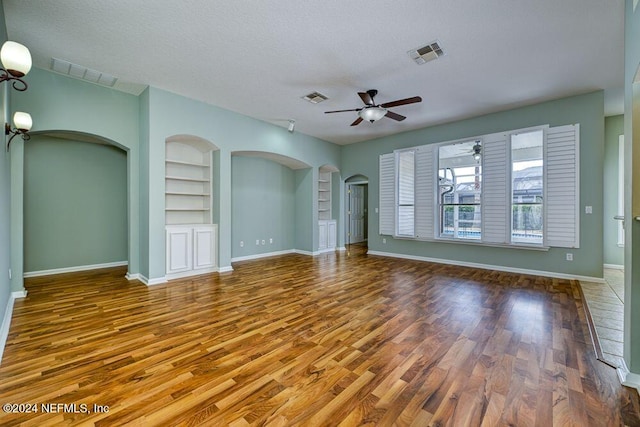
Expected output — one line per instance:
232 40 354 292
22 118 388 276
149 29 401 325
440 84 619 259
166 159 208 167
317 166 338 252
166 140 213 225
318 170 332 221
166 176 210 183
165 191 210 196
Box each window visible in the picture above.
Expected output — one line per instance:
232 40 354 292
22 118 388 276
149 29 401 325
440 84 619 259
397 150 415 237
511 130 543 244
437 140 482 240
378 123 579 249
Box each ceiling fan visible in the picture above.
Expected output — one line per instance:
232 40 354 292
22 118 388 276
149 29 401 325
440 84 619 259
324 89 422 126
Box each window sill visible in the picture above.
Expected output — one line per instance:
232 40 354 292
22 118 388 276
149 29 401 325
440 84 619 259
422 236 550 251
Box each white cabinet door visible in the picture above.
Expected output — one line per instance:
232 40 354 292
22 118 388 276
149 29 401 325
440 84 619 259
166 227 193 274
318 220 328 250
193 225 216 270
327 220 337 249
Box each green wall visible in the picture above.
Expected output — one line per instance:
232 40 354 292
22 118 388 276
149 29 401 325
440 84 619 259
231 156 295 258
342 91 604 279
294 168 313 253
0 3 9 324
11 67 140 291
143 86 341 279
23 136 127 272
604 115 624 266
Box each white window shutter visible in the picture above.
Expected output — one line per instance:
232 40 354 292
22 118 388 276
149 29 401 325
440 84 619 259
415 145 435 239
545 124 580 248
379 153 395 235
396 150 416 237
482 132 509 244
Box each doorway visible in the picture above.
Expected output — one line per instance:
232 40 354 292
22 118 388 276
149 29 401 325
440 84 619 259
345 176 368 250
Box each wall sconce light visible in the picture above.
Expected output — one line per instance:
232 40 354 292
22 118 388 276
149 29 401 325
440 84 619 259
0 41 32 92
472 140 482 162
5 111 32 150
288 120 295 133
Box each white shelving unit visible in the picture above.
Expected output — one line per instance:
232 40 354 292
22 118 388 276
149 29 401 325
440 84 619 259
318 167 337 252
165 142 212 225
165 139 217 279
318 171 332 221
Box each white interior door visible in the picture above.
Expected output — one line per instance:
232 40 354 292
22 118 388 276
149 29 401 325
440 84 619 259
348 184 366 244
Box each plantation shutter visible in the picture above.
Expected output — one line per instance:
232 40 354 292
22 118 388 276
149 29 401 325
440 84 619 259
415 145 435 239
545 124 580 248
379 153 395 235
396 150 416 237
482 132 510 244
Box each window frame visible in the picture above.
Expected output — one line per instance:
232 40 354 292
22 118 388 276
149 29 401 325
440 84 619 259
378 123 578 250
509 126 547 247
436 139 483 242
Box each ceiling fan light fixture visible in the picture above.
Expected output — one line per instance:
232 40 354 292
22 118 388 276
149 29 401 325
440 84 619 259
472 140 482 161
359 106 387 122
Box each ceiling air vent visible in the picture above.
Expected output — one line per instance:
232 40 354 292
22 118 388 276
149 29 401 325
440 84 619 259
408 41 445 65
302 91 328 104
50 58 118 87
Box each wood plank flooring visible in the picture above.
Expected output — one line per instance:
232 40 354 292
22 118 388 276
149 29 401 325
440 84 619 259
1 246 639 426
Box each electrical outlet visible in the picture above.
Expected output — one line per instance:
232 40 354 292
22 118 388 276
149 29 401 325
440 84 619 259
585 206 593 214
382 238 386 244
269 238 273 244
566 253 573 261
240 241 244 247
256 240 260 245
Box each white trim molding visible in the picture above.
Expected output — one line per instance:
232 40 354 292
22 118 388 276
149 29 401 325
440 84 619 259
603 264 624 271
23 261 128 278
293 249 315 256
231 250 295 263
0 291 26 364
617 359 640 394
125 272 141 281
138 275 168 286
367 250 605 283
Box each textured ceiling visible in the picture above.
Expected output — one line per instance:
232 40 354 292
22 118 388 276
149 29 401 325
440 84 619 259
3 0 625 145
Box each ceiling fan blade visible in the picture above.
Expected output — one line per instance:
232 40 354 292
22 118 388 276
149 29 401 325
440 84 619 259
325 108 361 114
350 117 364 126
385 111 406 121
380 96 422 109
358 92 374 106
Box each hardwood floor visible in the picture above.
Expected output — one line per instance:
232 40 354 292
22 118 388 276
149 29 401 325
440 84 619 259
1 247 639 426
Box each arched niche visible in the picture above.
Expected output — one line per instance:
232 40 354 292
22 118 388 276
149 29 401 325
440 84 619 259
165 135 219 226
22 130 131 276
232 151 311 170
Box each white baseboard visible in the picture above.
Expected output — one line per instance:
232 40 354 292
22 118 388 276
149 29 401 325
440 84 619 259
0 290 26 365
218 266 233 273
11 290 27 298
617 359 640 394
603 263 624 271
367 250 605 283
125 272 141 281
23 261 128 278
293 249 314 256
231 250 295 263
138 274 167 286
